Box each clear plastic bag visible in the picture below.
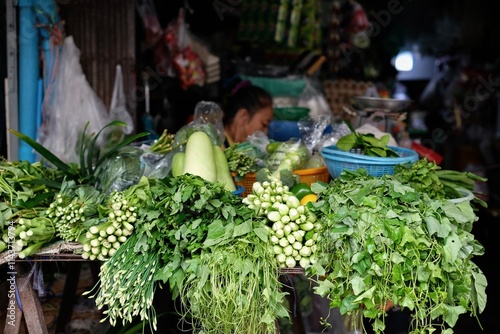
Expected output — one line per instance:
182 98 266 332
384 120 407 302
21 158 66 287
174 101 225 148
38 36 111 163
298 114 332 153
140 150 175 179
109 65 134 135
246 130 271 159
267 138 310 171
100 65 136 155
38 37 134 163
95 146 145 195
298 78 332 121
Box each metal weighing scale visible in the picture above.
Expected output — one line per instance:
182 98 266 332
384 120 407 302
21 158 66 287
350 96 413 131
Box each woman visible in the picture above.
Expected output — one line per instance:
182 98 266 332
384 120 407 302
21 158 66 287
223 80 274 146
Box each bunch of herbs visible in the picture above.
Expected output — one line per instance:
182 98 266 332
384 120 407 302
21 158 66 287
308 169 487 334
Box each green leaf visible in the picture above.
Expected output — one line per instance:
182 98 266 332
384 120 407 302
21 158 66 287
353 286 375 303
362 135 381 146
368 146 387 157
340 295 359 314
315 279 335 298
350 276 366 295
233 220 252 237
425 215 451 238
253 226 268 243
443 232 462 262
203 220 226 247
472 269 487 313
337 133 357 151
380 134 390 146
442 305 466 327
8 129 73 175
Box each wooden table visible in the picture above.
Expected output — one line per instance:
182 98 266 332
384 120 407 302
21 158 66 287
3 252 311 334
2 251 100 334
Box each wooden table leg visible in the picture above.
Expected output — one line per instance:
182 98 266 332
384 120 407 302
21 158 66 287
55 261 82 333
17 275 49 334
280 274 306 334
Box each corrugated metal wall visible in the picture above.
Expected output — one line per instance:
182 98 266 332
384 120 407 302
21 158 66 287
59 0 137 128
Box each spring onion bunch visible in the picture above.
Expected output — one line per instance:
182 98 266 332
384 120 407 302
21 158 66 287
243 180 321 269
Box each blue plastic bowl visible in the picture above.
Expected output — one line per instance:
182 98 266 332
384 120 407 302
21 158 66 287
321 145 419 163
321 146 418 178
268 120 301 141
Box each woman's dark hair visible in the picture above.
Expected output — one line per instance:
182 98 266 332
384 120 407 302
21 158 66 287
223 80 273 126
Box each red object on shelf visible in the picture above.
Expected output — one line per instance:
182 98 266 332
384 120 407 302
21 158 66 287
411 142 443 165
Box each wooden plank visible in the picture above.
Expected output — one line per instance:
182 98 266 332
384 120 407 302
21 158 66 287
17 276 49 334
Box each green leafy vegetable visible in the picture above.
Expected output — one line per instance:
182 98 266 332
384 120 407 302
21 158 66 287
224 143 259 179
394 159 488 208
307 169 487 334
336 123 398 157
85 174 288 333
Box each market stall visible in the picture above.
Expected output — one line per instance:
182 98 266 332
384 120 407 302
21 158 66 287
2 1 498 334
1 101 489 334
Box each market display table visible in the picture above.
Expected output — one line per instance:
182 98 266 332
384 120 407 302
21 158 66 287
1 243 100 334
2 244 310 334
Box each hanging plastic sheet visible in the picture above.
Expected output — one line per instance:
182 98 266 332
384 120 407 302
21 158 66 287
38 36 134 163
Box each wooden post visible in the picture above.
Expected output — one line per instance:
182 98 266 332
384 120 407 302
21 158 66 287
16 275 49 334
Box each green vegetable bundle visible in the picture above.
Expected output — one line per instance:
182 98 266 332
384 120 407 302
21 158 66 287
243 180 321 269
394 159 488 208
336 121 398 157
0 159 62 257
85 174 288 333
224 143 259 179
308 169 487 334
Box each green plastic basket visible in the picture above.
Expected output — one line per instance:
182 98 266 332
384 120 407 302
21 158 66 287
241 75 307 97
273 107 310 121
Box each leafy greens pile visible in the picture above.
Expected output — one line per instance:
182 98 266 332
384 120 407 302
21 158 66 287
308 169 487 334
86 174 288 333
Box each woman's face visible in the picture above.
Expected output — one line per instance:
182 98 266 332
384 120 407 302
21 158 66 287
246 106 273 137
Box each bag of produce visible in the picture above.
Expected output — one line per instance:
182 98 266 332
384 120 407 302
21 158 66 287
173 101 225 148
267 138 310 172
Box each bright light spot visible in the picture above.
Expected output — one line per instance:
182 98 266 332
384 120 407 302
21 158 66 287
395 51 413 71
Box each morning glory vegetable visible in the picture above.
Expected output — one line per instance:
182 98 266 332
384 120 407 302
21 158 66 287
308 168 487 334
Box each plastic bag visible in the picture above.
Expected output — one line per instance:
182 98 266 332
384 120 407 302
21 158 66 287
140 150 175 179
164 9 206 90
298 78 332 121
297 114 332 153
173 101 225 148
246 130 271 159
109 65 134 135
38 36 111 163
100 65 136 155
312 121 352 152
267 138 310 172
95 146 145 195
